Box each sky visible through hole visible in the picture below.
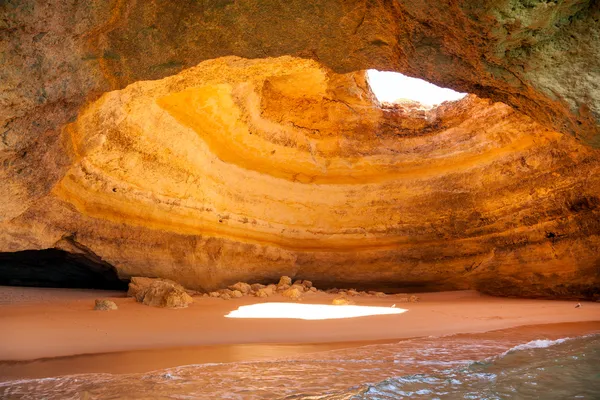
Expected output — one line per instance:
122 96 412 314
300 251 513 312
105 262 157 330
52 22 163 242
367 70 466 108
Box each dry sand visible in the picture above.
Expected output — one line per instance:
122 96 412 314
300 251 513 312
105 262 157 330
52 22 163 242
1 286 599 380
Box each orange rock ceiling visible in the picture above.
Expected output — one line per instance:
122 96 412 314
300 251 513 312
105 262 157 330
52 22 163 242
1 1 599 298
1 56 599 297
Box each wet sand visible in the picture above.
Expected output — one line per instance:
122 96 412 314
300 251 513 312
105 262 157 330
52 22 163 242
1 286 599 380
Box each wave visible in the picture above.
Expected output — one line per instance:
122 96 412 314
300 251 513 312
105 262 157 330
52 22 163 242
499 337 570 357
1 331 598 399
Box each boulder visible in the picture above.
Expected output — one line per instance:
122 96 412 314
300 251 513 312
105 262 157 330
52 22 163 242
231 290 243 298
332 297 352 305
94 299 118 311
277 276 292 287
229 282 252 294
127 277 193 308
277 284 290 292
250 283 266 292
302 280 313 289
255 286 274 298
127 277 156 302
281 287 303 301
290 284 306 293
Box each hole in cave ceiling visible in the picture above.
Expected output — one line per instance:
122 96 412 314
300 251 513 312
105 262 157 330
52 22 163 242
366 70 467 109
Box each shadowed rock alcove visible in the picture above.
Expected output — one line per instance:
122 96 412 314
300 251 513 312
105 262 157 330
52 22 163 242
0 249 128 290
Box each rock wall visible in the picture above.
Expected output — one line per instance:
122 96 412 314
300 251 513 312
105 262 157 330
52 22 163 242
1 56 598 298
2 1 600 298
2 0 600 222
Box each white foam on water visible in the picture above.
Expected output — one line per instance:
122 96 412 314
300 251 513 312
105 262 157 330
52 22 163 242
500 337 570 357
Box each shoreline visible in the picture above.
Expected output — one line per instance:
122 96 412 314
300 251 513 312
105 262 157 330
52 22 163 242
2 321 599 381
1 286 600 380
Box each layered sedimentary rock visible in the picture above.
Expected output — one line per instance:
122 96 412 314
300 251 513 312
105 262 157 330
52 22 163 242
2 0 600 223
1 56 598 298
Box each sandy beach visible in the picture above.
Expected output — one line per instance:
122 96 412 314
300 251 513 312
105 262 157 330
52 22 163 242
1 286 599 380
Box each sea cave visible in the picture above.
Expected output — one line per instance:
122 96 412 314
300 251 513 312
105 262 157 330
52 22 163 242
1 0 599 397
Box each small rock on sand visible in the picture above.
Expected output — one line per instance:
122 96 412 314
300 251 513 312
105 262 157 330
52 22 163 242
395 294 420 302
229 282 252 294
94 299 118 311
220 293 232 300
290 284 306 292
281 287 303 301
250 283 265 292
277 284 291 292
277 276 292 287
332 297 352 305
255 287 274 298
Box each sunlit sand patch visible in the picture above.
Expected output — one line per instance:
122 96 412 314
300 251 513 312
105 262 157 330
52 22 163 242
225 302 407 320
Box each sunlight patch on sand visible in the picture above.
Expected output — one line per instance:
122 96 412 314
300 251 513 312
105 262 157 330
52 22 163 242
225 302 407 320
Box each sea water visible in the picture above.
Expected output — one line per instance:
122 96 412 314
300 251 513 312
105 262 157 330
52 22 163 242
1 331 599 399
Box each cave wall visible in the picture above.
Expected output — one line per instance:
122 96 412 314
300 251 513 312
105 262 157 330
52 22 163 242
1 56 598 298
1 1 600 298
2 0 600 222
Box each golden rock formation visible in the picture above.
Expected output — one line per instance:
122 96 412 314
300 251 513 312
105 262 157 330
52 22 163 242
3 1 599 225
1 56 598 298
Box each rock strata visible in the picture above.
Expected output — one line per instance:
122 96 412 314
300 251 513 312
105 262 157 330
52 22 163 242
1 53 599 299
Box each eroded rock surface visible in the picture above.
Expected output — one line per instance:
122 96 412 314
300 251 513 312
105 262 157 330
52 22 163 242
1 56 599 299
2 0 600 225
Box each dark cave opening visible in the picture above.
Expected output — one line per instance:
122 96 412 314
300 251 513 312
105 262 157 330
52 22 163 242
0 249 129 290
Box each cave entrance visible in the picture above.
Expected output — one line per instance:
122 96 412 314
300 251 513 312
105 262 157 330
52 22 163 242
0 249 129 290
366 70 466 108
